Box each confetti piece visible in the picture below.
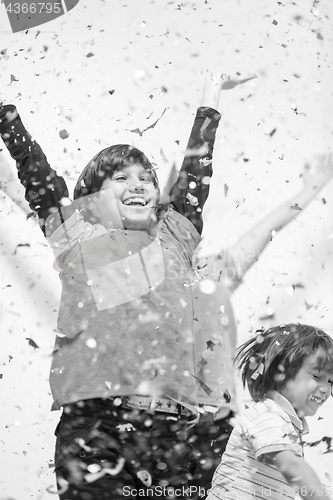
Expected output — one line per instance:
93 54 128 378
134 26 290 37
259 311 275 321
127 108 168 137
26 338 39 349
291 203 302 210
86 52 94 58
268 128 277 137
159 148 169 163
206 340 215 350
223 389 231 404
108 89 115 95
59 129 69 140
11 74 18 83
272 19 278 25
304 300 313 310
13 243 31 254
224 184 229 196
191 374 212 395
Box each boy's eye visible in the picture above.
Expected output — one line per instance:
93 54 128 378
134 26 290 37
113 175 127 181
141 176 153 183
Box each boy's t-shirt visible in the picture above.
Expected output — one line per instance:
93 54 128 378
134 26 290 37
0 104 221 414
47 201 201 412
207 391 308 500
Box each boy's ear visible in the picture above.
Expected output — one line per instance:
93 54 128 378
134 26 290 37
159 163 178 206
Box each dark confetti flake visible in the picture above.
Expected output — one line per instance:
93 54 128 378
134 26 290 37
0 374 3 379
293 282 305 289
26 338 39 349
108 89 115 95
11 74 18 83
272 19 278 25
59 129 69 140
191 374 212 395
3 284 12 289
223 389 231 404
224 184 229 196
291 203 302 210
206 340 215 350
268 128 277 137
128 108 168 137
86 52 94 58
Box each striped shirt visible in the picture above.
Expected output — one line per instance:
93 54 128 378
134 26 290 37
207 391 308 500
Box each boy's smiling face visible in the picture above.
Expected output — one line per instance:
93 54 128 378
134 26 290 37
91 164 159 230
279 348 333 418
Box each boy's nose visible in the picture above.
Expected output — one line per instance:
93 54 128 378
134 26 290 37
129 180 145 192
319 381 330 397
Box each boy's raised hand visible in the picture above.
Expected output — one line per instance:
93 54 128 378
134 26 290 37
302 153 333 192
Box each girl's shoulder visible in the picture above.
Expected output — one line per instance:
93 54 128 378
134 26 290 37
242 398 290 423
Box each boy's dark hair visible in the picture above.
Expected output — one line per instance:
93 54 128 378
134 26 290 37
73 144 159 200
236 323 333 401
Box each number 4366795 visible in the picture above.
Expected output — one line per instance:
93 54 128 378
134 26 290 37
5 3 61 14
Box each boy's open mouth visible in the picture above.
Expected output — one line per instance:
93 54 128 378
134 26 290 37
310 395 324 405
122 197 148 207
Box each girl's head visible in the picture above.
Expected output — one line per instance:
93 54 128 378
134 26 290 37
73 145 160 230
236 324 333 417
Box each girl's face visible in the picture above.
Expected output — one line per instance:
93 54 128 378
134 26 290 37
280 348 333 418
91 164 158 230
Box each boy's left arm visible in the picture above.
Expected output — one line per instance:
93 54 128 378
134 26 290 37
169 72 256 235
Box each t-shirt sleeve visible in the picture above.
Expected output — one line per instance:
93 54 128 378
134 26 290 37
169 106 221 235
161 207 201 262
245 403 303 461
0 104 72 235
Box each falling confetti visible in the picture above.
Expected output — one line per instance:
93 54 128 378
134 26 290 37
223 389 231 404
26 338 39 349
128 108 168 136
59 129 69 140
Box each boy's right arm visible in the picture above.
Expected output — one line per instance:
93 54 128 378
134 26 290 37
267 450 331 500
0 104 71 235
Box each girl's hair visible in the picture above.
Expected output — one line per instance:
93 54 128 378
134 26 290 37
73 144 159 200
236 323 333 401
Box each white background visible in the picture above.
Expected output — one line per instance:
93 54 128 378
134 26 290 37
0 0 332 498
